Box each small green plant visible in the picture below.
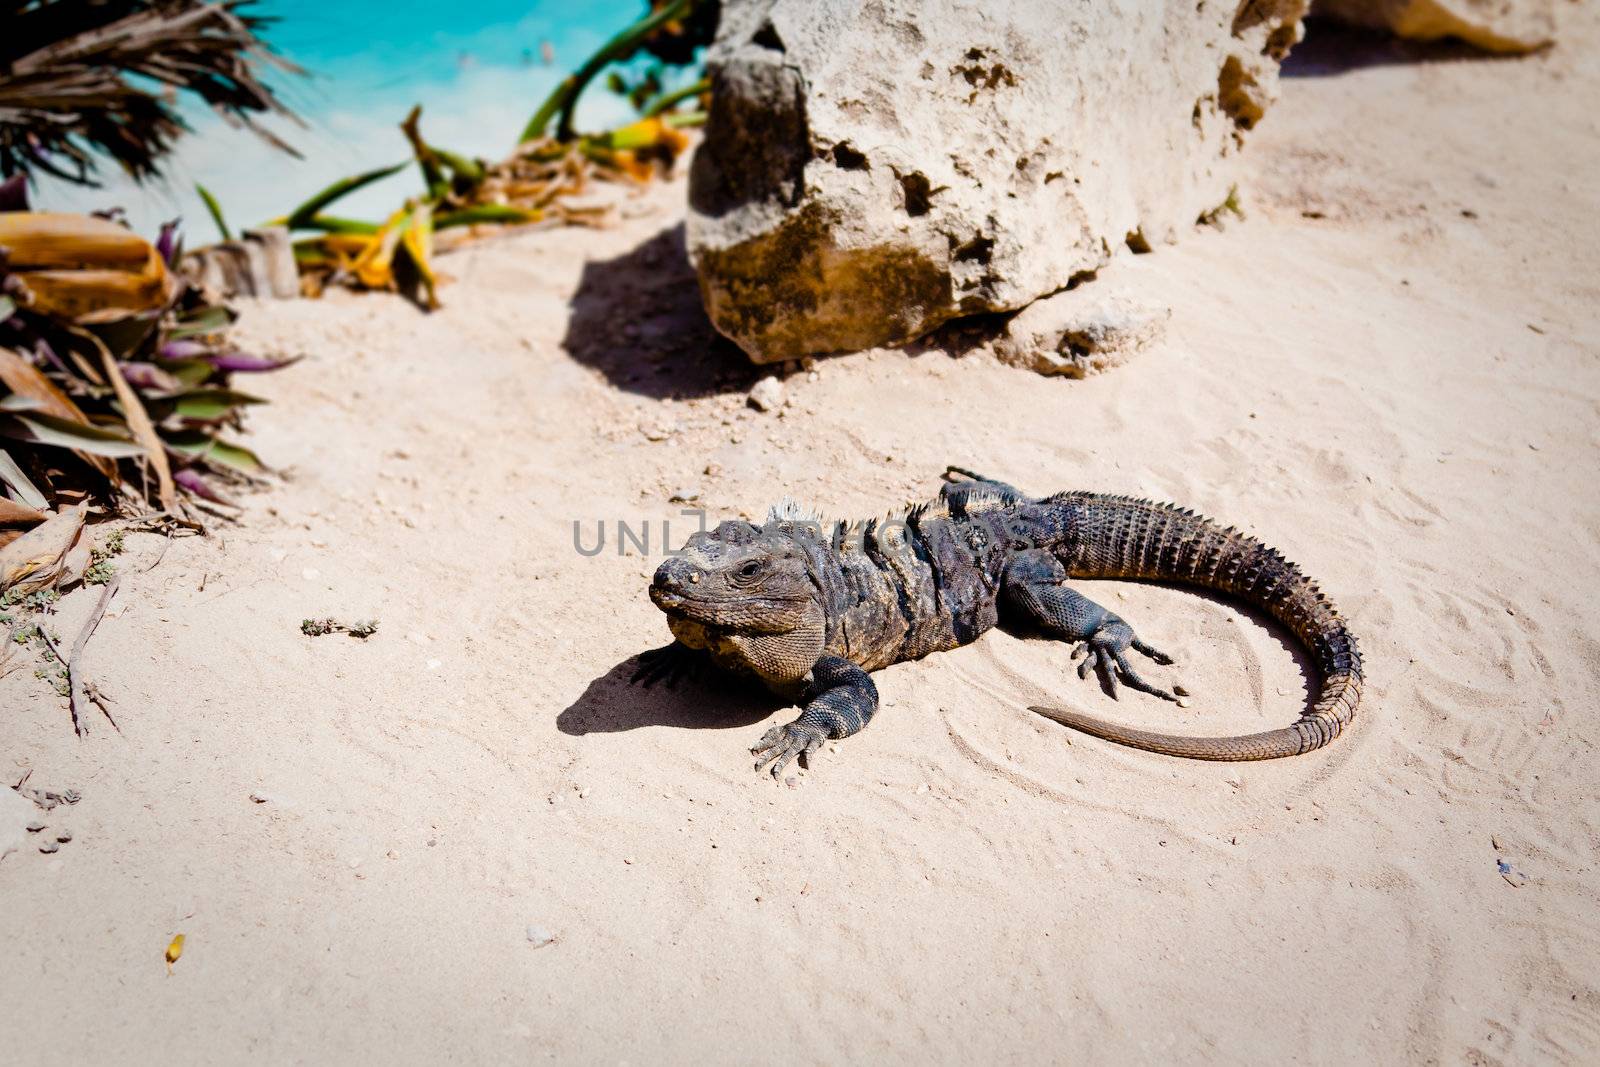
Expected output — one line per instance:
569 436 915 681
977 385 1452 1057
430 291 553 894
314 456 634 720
35 664 69 698
85 529 127 585
301 617 379 639
2 587 59 612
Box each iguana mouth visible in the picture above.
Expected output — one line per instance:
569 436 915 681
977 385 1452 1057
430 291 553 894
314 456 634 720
649 584 805 615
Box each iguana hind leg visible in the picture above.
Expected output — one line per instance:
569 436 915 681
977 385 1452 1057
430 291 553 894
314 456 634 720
1002 550 1178 702
941 465 1025 498
751 656 878 778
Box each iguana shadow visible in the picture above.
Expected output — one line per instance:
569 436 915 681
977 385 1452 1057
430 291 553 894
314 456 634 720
556 651 788 736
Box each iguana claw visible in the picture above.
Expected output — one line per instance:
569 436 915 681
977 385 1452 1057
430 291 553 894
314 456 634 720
1073 620 1179 702
751 721 826 779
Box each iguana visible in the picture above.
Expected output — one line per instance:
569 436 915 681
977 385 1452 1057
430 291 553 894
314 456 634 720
636 467 1362 777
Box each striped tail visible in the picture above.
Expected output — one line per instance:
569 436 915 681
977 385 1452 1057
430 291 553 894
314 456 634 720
1029 493 1363 761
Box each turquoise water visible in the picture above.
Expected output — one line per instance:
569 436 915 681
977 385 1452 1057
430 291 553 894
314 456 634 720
36 2 674 239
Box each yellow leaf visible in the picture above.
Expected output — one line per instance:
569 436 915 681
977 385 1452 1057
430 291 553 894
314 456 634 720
0 213 177 321
0 503 87 595
165 933 185 974
399 202 439 309
75 328 175 511
350 208 410 291
610 149 654 183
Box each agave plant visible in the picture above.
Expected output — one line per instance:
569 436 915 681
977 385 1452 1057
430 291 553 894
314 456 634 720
0 0 301 186
0 198 288 531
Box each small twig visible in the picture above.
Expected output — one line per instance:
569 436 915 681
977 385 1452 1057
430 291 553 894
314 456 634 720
141 528 176 573
40 577 121 736
35 627 83 734
83 681 118 732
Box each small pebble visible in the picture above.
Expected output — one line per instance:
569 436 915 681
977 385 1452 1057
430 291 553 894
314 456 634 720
1172 683 1191 697
1176 697 1192 709
38 841 59 854
784 776 799 789
25 821 45 833
747 376 785 412
668 487 700 503
525 925 556 948
56 830 71 843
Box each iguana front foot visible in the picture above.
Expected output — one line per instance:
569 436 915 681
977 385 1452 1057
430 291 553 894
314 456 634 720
751 656 878 779
751 721 827 778
1072 621 1178 702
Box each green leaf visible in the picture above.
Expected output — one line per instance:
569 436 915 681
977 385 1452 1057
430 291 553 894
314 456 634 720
435 205 541 230
164 430 266 475
86 311 161 360
642 77 710 119
432 147 484 185
0 412 145 457
519 0 696 143
287 162 408 230
196 182 233 241
167 305 236 339
0 295 15 325
292 215 381 235
152 359 216 387
164 388 266 421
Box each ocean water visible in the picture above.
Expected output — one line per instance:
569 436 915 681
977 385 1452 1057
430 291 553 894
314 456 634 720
33 1 675 240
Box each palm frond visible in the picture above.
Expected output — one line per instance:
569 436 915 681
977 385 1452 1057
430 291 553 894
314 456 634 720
0 0 304 187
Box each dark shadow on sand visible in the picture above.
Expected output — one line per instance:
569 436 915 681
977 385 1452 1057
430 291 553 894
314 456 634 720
557 648 788 737
560 221 762 400
1284 18 1526 78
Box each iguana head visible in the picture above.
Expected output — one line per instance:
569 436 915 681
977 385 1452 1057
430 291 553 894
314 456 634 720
649 519 817 634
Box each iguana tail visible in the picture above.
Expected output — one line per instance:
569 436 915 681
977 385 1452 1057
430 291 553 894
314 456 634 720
1029 493 1363 761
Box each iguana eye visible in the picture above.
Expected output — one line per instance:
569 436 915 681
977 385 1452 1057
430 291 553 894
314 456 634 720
738 560 762 578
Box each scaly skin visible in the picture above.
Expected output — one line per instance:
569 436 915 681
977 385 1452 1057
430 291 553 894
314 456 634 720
638 467 1363 776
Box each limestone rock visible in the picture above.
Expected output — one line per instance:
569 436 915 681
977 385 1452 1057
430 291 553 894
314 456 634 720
1314 0 1557 53
689 0 1306 362
747 375 785 411
994 288 1171 379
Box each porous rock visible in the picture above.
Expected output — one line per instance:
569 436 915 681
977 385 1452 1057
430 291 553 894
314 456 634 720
689 0 1307 362
1314 0 1557 53
994 288 1171 379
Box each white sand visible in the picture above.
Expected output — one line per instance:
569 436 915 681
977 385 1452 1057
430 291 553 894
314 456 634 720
3 16 1598 1065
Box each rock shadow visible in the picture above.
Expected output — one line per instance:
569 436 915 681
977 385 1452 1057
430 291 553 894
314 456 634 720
1283 18 1526 78
557 647 787 737
560 221 762 400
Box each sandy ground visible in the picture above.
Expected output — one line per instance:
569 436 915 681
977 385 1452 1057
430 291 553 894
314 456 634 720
4 17 1599 1066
